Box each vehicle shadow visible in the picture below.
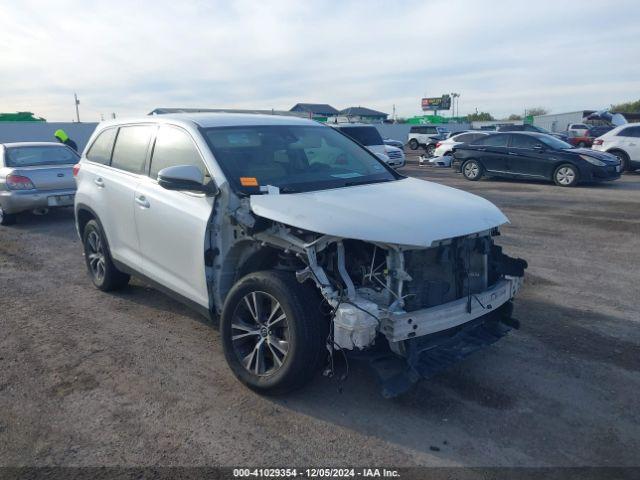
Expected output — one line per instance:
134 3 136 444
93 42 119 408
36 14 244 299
109 282 211 325
8 207 77 240
260 296 640 466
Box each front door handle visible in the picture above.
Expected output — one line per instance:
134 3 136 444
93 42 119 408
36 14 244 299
94 178 105 188
477 148 486 151
135 195 150 208
508 152 518 155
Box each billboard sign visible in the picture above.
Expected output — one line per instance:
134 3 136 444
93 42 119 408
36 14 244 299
422 95 451 111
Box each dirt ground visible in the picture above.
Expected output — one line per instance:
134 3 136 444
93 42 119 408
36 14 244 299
1 157 639 467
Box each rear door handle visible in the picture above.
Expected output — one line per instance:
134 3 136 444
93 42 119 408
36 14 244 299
94 178 105 188
135 195 150 208
508 152 518 155
477 148 486 151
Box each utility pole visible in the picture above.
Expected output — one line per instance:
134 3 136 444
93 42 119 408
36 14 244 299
392 104 396 122
74 93 80 123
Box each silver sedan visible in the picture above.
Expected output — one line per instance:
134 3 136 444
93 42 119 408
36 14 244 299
0 142 79 225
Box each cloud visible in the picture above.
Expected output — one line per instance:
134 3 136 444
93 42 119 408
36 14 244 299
0 0 639 121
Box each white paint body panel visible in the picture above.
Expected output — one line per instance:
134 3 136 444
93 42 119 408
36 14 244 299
250 177 508 247
134 177 213 307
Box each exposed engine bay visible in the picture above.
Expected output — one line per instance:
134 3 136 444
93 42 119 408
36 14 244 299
217 200 527 396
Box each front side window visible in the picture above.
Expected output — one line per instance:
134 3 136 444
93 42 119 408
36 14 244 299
150 126 209 180
510 135 543 149
617 126 640 138
539 135 573 150
5 145 79 167
454 133 476 142
111 125 155 174
203 125 398 194
476 135 509 147
337 126 383 146
86 128 117 165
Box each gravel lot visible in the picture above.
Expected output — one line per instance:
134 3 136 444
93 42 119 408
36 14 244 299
1 157 639 467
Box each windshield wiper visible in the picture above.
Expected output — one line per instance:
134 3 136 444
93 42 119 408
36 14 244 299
344 178 392 187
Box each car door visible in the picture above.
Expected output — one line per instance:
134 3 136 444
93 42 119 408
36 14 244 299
100 124 155 270
506 134 549 178
473 134 510 173
617 126 640 161
134 125 215 308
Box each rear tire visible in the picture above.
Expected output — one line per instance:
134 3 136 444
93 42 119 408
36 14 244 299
577 141 586 148
462 159 483 181
408 139 419 150
221 271 328 395
425 144 436 157
82 219 130 291
0 207 17 226
553 164 578 187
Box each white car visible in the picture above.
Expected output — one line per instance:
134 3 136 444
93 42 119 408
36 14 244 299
433 131 490 160
591 124 640 172
74 113 525 397
332 123 405 168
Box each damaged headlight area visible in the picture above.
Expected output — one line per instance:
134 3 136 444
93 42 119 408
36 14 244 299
251 222 527 397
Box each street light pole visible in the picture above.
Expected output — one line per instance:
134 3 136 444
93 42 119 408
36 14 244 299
74 93 80 123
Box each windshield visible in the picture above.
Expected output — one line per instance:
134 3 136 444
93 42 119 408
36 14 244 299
5 145 79 167
337 126 383 146
203 125 398 194
539 135 573 150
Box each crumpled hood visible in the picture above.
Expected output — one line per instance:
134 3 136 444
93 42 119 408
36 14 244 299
250 177 508 247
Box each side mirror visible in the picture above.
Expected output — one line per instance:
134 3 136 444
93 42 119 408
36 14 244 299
157 165 218 195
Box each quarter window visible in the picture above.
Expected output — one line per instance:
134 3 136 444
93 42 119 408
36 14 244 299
150 126 209 180
111 125 155 174
86 128 117 165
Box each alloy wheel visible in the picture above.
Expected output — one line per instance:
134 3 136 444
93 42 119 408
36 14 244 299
464 162 480 179
86 230 106 283
231 291 290 377
556 167 576 185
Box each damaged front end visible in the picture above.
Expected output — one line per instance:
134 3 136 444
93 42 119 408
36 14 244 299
234 210 527 397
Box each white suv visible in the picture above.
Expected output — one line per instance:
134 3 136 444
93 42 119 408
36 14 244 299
591 124 640 172
74 113 525 397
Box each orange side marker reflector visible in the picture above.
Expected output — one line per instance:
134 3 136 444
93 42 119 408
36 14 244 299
240 177 259 187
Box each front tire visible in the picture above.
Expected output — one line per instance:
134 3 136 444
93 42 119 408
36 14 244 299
462 159 483 181
221 271 327 395
408 139 419 150
554 164 578 187
0 207 17 226
82 219 130 291
611 150 629 173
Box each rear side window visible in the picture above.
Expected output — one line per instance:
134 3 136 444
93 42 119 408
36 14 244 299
86 128 117 165
149 126 208 180
111 125 155 173
476 135 509 147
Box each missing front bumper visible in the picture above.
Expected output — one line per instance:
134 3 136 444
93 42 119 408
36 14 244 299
381 277 523 342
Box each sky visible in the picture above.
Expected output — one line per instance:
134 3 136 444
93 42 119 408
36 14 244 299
1 0 639 122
